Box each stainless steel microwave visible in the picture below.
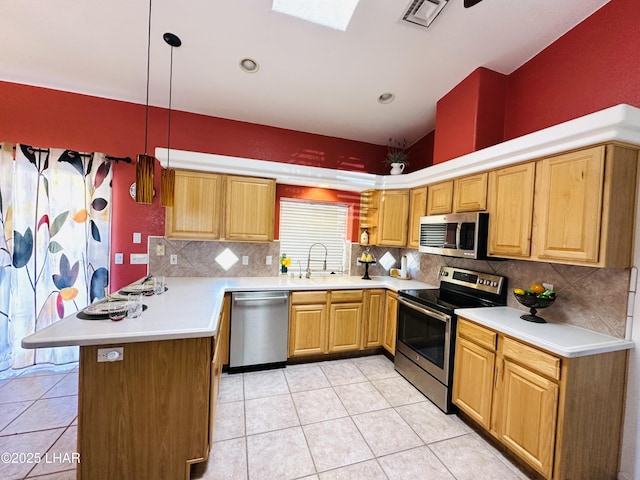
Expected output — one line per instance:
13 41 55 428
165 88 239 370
418 212 488 259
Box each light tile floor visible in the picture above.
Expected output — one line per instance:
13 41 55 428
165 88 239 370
0 355 536 480
0 363 78 480
192 355 536 480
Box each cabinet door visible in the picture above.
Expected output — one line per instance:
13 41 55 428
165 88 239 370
218 294 231 366
407 187 427 248
166 171 222 239
378 190 409 246
289 304 327 357
209 337 222 447
499 360 559 478
224 175 275 241
362 289 385 348
452 336 496 429
533 147 605 263
453 173 487 212
382 291 398 354
487 163 535 258
426 181 453 215
329 302 362 352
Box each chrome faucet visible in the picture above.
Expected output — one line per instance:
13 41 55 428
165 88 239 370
305 243 328 278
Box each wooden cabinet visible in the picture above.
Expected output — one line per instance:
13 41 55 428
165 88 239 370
378 189 410 246
166 171 275 242
289 291 329 357
166 170 222 240
426 180 453 215
487 162 535 258
78 338 211 480
328 290 363 352
289 290 364 356
224 175 275 242
453 317 628 480
407 186 427 249
453 172 487 212
382 290 398 354
531 144 638 267
362 289 385 348
209 293 230 445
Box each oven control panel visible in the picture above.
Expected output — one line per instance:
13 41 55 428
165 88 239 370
438 266 505 295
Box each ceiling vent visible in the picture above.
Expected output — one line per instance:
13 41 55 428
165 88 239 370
402 0 448 28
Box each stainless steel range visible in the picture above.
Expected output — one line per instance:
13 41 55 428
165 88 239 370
395 266 506 413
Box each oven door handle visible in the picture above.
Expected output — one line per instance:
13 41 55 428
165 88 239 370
397 296 451 323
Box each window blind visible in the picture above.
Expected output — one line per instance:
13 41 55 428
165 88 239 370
279 199 349 274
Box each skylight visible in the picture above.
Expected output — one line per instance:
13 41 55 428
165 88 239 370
272 0 360 31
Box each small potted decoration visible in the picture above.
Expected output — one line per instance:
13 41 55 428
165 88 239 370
385 138 409 175
280 253 292 274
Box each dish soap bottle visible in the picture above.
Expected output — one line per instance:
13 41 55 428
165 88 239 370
360 228 369 245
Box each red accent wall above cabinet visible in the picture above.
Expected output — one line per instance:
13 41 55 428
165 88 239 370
433 67 507 164
504 0 640 140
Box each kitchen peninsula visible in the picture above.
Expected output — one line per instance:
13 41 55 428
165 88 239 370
22 275 635 479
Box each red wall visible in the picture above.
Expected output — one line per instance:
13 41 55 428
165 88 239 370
433 67 507 164
408 130 435 171
0 81 386 289
504 0 640 140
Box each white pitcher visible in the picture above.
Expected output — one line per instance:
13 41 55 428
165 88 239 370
390 162 405 175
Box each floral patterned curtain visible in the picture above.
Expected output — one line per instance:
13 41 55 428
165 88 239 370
0 143 112 370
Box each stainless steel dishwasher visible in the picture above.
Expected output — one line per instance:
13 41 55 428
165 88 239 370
229 291 289 370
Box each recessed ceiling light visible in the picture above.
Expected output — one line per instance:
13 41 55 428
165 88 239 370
239 58 259 73
272 0 360 31
378 92 395 104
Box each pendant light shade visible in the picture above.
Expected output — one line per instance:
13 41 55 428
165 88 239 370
136 154 155 203
136 0 156 204
160 31 181 207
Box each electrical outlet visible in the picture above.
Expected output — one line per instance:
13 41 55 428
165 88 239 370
266 255 272 265
156 244 165 256
242 255 249 265
97 347 123 362
170 254 178 265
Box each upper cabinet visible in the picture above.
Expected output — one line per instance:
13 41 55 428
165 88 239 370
359 189 380 246
453 173 488 212
531 144 638 267
224 175 275 242
166 171 222 240
486 144 639 267
377 189 410 247
487 163 535 258
166 170 275 242
426 173 487 215
407 186 427 249
426 180 453 215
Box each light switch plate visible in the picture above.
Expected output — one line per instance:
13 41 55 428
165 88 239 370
266 255 272 265
242 255 249 265
114 253 124 264
156 244 165 256
133 232 142 244
130 253 148 264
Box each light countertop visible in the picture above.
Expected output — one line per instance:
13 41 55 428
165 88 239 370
455 306 634 358
21 275 436 348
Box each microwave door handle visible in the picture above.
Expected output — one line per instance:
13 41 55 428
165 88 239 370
455 222 462 250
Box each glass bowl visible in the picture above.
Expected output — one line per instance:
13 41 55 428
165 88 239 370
513 292 556 323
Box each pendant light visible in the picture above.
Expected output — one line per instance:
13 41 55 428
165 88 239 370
135 0 155 204
160 32 181 207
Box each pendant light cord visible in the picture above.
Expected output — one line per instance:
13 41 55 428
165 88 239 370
144 0 152 155
167 43 174 168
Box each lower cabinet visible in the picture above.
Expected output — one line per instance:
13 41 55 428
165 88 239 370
209 293 230 446
453 317 627 480
362 289 385 348
382 290 398 354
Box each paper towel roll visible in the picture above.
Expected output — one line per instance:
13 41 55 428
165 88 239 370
400 255 407 279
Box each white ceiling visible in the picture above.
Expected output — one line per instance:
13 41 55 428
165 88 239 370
1 0 611 146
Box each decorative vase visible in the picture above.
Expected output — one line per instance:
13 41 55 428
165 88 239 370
281 265 288 274
360 228 369 245
390 162 405 175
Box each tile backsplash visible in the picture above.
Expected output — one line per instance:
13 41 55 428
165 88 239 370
147 237 630 338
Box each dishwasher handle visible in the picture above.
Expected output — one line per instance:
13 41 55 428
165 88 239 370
233 294 289 303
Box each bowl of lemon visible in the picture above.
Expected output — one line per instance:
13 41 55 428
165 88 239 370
513 283 556 323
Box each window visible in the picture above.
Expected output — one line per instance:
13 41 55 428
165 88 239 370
279 199 349 274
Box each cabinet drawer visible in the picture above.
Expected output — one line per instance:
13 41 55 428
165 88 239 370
291 291 328 305
502 337 561 381
330 290 364 303
458 318 497 351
